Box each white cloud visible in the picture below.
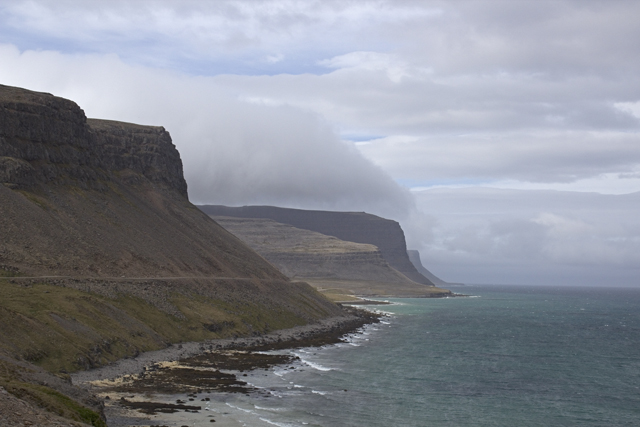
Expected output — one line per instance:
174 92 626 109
615 101 640 119
319 51 422 83
0 43 412 219
356 131 640 185
408 187 640 286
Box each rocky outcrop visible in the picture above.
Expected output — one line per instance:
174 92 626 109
0 84 187 197
199 205 436 286
407 250 463 286
213 216 420 285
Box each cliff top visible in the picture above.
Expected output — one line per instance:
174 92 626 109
0 84 56 105
87 117 165 133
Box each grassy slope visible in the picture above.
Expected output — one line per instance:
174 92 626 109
0 278 320 374
0 275 334 426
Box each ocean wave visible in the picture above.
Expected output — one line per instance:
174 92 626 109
226 402 257 414
293 352 332 371
300 358 332 371
254 405 287 412
258 417 299 427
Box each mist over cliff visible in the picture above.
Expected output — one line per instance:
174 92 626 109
0 83 342 372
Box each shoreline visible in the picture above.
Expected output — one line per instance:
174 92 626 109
72 307 379 386
71 307 382 426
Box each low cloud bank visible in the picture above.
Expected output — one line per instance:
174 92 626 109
0 44 412 219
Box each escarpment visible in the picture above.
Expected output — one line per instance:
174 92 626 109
0 84 344 377
0 85 187 196
0 85 282 280
199 205 436 286
213 216 419 285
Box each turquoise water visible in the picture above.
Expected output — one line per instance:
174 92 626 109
187 285 640 426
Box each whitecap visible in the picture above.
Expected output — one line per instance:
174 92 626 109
258 417 299 427
254 405 286 412
292 352 332 371
225 402 257 414
301 359 331 371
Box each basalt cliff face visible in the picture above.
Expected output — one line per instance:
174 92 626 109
0 86 187 197
213 217 417 283
198 205 436 287
0 85 283 280
212 217 450 298
0 85 343 426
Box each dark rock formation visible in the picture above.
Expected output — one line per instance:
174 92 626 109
407 250 462 286
0 85 187 196
0 85 279 280
198 205 436 286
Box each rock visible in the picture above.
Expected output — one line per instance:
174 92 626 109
198 205 435 286
0 84 187 196
212 217 419 286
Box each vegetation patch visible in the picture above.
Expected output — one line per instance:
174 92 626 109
0 279 311 374
0 359 105 427
0 265 21 277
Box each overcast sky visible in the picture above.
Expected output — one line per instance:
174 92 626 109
1 0 639 286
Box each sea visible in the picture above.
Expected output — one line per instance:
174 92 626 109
155 284 640 426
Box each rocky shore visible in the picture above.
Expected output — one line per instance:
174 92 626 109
72 307 378 386
71 307 380 426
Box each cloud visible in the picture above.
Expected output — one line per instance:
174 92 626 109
0 0 439 74
0 43 413 218
3 2 640 190
408 187 640 286
356 131 640 184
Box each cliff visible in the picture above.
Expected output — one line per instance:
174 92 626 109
0 85 187 197
0 84 344 425
215 216 430 283
198 205 436 286
0 84 280 279
212 216 450 297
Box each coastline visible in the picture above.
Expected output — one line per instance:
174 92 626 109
71 307 382 426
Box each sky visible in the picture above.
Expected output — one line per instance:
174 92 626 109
1 0 639 286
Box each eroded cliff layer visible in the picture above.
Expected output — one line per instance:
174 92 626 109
213 216 420 285
199 205 436 286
